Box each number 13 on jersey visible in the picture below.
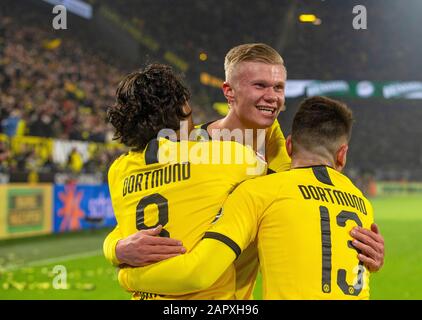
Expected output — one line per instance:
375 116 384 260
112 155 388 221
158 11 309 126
319 205 366 296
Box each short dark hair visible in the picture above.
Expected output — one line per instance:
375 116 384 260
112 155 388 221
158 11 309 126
107 64 191 150
292 96 354 155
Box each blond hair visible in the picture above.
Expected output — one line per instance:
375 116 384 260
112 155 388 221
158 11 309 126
224 43 285 81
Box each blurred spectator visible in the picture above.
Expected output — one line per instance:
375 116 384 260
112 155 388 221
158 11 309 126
1 110 22 137
0 4 123 142
0 141 10 172
67 148 84 173
0 0 421 182
15 147 33 172
40 155 58 174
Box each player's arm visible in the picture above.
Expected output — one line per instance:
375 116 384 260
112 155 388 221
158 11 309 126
350 223 385 272
103 225 186 267
119 179 265 294
106 160 185 267
266 119 291 172
103 224 125 266
105 161 125 266
118 239 237 294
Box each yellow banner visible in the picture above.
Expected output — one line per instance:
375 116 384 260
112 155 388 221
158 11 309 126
100 5 160 51
164 51 189 72
43 38 62 50
0 134 8 144
10 136 53 161
2 134 126 165
213 102 229 116
200 72 224 88
0 184 53 240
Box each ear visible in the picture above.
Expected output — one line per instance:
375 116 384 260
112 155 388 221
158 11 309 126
182 101 192 115
222 82 235 104
286 135 293 157
182 102 194 133
336 144 348 171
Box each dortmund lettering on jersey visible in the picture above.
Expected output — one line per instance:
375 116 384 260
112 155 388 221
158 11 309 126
105 119 290 299
208 165 374 299
122 162 191 196
108 137 266 300
297 184 367 215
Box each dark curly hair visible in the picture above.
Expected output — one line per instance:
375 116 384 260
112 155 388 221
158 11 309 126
107 64 191 150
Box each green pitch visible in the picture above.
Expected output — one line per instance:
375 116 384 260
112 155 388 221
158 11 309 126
0 229 129 300
254 195 422 300
1 195 421 300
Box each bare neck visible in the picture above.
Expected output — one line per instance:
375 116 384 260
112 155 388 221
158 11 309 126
209 113 246 132
290 150 335 169
207 114 267 152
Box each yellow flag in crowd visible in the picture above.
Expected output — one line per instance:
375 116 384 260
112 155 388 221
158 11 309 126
213 102 229 116
43 38 62 50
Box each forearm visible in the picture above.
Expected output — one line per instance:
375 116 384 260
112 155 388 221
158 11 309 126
119 239 236 295
103 226 123 266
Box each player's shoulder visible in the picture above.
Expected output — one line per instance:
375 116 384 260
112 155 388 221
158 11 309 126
107 152 129 185
108 150 135 175
211 140 266 174
223 139 255 154
198 139 260 160
268 168 297 181
252 169 308 198
109 152 124 170
240 169 290 192
227 173 285 208
330 169 374 209
331 168 366 197
112 151 130 165
270 118 281 130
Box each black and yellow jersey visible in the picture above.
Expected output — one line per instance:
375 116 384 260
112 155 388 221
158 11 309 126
195 118 291 299
118 166 373 300
105 119 291 299
207 166 374 299
106 137 266 299
196 118 291 173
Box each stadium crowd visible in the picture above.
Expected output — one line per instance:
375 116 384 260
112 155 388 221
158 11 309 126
1 0 421 182
0 4 127 177
102 0 421 82
0 15 119 142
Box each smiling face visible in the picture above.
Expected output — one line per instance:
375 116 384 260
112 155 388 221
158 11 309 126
223 61 286 129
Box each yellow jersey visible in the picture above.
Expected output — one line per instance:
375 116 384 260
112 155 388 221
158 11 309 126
208 166 374 299
106 137 265 299
197 119 291 173
196 118 291 299
105 119 290 299
118 166 373 300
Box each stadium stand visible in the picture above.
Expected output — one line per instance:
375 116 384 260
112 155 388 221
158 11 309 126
1 0 422 183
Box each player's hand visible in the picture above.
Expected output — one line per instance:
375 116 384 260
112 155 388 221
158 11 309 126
116 225 186 267
350 223 385 272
